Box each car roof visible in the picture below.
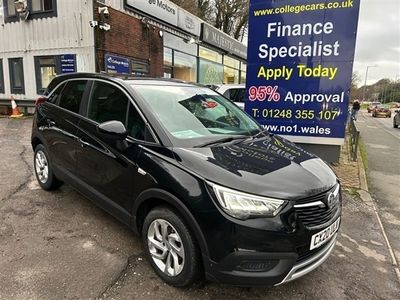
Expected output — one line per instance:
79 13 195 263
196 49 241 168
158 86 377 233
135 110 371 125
47 72 200 92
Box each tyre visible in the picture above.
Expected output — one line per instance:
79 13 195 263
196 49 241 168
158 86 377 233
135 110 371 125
394 120 399 128
34 144 62 190
142 206 202 287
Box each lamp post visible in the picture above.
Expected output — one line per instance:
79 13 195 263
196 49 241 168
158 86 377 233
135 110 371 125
362 65 377 102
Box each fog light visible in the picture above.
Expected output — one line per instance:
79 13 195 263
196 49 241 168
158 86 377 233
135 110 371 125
238 260 279 272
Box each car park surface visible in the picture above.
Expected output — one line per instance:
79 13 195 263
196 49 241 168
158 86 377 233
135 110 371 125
1 117 400 299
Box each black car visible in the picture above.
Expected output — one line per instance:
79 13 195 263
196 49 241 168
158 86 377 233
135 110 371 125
32 73 341 287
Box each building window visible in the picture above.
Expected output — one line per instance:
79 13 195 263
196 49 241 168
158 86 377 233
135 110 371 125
0 59 4 94
3 0 57 23
8 58 25 94
3 0 18 22
240 62 247 84
131 60 149 77
198 59 223 85
199 46 222 64
5 0 16 15
173 51 197 82
28 0 57 19
223 56 240 84
223 66 239 84
31 0 53 12
35 56 58 94
164 47 173 66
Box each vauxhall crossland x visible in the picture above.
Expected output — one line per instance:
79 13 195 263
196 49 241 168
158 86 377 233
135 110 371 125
32 73 341 287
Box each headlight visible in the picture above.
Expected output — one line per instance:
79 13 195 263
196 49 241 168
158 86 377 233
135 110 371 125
209 183 287 220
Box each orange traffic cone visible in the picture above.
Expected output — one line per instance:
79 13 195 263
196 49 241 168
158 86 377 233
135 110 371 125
10 96 23 118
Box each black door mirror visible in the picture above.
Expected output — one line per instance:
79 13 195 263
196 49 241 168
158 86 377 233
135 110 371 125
97 120 128 141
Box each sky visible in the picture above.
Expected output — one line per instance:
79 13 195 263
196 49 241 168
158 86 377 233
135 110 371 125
354 0 400 86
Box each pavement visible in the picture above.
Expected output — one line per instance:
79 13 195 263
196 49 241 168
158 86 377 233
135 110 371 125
0 117 399 299
355 109 400 274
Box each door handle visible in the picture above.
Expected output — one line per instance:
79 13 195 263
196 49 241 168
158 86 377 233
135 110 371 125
47 119 56 126
78 138 91 148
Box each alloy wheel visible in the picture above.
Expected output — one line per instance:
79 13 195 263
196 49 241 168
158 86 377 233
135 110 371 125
147 219 185 277
35 150 49 183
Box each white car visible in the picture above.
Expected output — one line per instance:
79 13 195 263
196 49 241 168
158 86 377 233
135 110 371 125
213 84 245 110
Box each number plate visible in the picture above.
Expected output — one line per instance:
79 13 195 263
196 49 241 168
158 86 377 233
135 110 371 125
310 217 340 250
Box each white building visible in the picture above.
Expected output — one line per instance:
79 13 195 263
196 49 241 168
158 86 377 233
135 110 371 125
0 0 95 106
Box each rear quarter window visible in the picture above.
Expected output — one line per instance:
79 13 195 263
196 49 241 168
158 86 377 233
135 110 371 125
47 83 66 104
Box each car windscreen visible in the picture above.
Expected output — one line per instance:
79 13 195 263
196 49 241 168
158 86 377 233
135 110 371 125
132 84 261 147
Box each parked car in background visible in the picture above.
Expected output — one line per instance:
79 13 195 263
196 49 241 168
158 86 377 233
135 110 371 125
372 104 391 118
390 102 400 109
213 84 245 109
367 102 381 113
393 110 400 128
32 73 341 287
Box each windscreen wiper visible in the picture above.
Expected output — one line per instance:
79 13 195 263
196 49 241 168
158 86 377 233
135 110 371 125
195 135 248 148
251 129 274 139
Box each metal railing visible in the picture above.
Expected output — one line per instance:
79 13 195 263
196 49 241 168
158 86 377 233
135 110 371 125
0 98 36 114
348 118 360 161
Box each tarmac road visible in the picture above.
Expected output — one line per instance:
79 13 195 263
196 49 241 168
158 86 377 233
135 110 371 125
0 117 399 300
357 110 400 266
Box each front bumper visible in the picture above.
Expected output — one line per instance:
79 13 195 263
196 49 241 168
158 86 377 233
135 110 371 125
204 234 337 286
276 233 337 285
374 111 391 117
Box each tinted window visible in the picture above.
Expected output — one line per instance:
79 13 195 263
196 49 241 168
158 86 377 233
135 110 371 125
48 83 66 104
127 103 148 141
88 82 128 124
58 80 87 113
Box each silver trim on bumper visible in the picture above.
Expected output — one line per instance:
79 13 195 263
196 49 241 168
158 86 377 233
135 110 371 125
275 233 337 285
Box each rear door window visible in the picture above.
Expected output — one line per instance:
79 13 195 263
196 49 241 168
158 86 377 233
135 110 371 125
58 80 87 113
88 81 129 124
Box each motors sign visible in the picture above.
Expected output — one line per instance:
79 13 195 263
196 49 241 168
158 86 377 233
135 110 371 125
245 0 360 145
201 23 247 59
125 0 178 26
105 54 129 74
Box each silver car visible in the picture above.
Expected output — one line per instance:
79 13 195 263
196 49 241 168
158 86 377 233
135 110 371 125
394 110 400 128
213 84 245 110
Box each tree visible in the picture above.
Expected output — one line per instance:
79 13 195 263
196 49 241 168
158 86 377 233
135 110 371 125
197 0 213 21
212 0 249 40
170 0 199 16
171 0 249 41
350 72 361 100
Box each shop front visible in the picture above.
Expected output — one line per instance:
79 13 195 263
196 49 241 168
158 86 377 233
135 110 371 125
115 0 247 85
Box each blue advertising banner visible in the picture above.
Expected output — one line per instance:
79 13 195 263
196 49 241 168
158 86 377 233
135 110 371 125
245 0 361 145
105 54 130 74
60 54 76 73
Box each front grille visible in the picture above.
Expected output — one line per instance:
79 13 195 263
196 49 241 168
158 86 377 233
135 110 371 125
296 237 333 262
295 189 328 205
295 186 341 229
